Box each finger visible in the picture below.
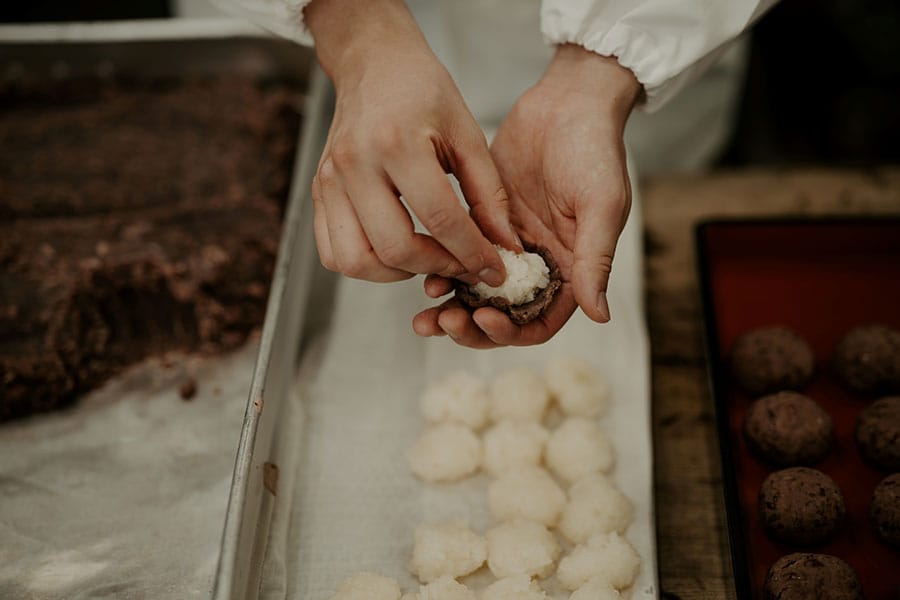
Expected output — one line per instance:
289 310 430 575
413 304 448 337
318 160 413 283
311 176 336 271
332 161 466 278
437 301 502 349
424 274 454 298
453 131 522 252
387 150 506 287
572 191 629 323
471 285 578 346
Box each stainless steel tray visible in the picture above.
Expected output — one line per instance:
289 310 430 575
0 20 320 600
213 68 333 600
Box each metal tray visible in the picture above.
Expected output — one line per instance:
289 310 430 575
213 67 333 600
0 20 319 599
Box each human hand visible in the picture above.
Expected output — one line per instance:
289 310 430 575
413 45 640 348
305 0 520 285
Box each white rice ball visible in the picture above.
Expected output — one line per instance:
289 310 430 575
480 575 548 600
417 575 477 600
421 371 489 430
482 421 548 476
485 520 560 579
545 418 614 484
488 367 551 422
569 577 622 600
488 466 566 526
410 521 487 583
329 572 401 600
556 533 640 590
544 358 610 418
558 474 634 545
408 423 482 483
471 247 549 305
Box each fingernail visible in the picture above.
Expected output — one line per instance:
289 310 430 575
478 267 505 287
508 224 523 251
597 291 611 322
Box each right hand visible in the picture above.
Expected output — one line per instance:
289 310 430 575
306 0 520 285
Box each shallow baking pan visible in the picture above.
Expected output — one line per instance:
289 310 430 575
697 219 900 599
0 20 320 598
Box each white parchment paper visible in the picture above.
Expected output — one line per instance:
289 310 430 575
260 190 657 599
0 343 257 600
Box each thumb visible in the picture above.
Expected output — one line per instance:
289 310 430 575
572 194 630 323
452 132 523 253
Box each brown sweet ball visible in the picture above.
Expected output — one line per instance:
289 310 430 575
833 324 900 395
870 473 900 548
455 245 562 325
743 392 833 467
730 327 815 396
855 396 900 471
764 553 862 600
759 467 845 546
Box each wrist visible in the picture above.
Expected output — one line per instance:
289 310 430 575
305 0 428 88
538 44 641 123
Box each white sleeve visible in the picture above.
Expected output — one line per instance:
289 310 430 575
210 0 314 46
541 0 778 112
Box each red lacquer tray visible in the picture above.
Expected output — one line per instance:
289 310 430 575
696 219 900 599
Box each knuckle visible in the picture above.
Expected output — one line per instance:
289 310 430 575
422 204 461 236
339 249 379 280
371 124 406 157
375 238 415 269
329 144 360 171
316 158 340 187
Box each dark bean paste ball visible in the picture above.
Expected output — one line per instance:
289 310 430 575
744 391 833 467
833 324 900 395
870 473 900 548
730 327 815 396
855 396 900 471
759 467 845 546
764 553 862 600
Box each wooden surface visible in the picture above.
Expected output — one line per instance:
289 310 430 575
641 168 900 599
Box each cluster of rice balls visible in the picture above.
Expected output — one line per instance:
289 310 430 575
329 358 641 600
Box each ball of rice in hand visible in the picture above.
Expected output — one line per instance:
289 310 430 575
415 575 476 600
556 533 641 591
481 575 548 600
486 520 561 579
489 368 551 422
559 474 634 545
483 421 548 476
544 358 610 418
488 466 566 526
410 521 487 583
421 371 489 430
329 572 401 600
408 423 482 483
569 577 622 600
545 418 614 484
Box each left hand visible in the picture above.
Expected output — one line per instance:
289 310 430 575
413 45 641 348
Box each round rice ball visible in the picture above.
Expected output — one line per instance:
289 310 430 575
421 371 489 430
488 466 566 526
483 421 548 476
489 368 551 422
471 247 550 305
485 520 560 579
556 533 641 591
410 521 487 583
545 418 614 484
544 358 610 418
408 423 482 483
417 575 477 600
558 474 633 545
481 575 548 600
329 572 401 600
569 577 622 600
